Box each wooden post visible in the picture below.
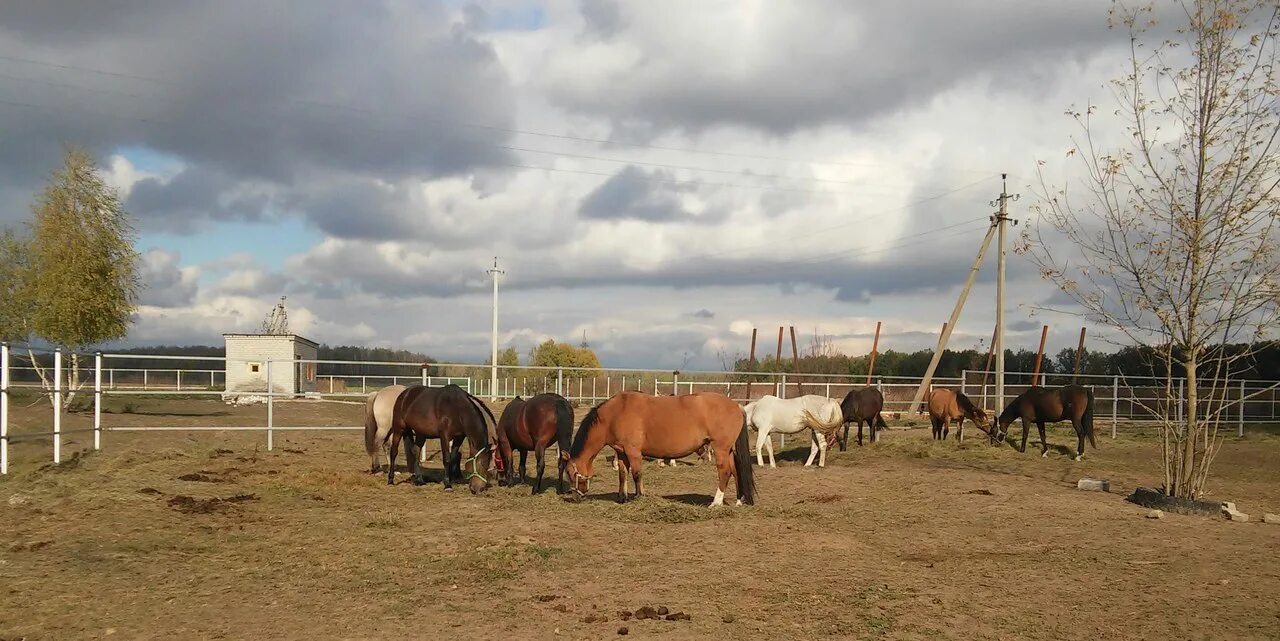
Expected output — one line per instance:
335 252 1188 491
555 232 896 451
774 327 784 399
906 221 999 414
1031 324 1049 387
980 325 997 409
1072 327 1087 382
865 321 881 385
744 328 758 402
789 326 800 395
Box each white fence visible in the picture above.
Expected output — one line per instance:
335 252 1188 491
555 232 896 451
1 343 1278 475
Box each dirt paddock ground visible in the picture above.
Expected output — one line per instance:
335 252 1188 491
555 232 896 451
2 395 1279 640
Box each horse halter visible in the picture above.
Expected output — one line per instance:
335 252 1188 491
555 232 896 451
566 459 592 497
462 446 490 484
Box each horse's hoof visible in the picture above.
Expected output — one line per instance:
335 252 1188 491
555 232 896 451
1073 454 1084 462
443 485 454 491
1041 451 1050 458
735 499 743 506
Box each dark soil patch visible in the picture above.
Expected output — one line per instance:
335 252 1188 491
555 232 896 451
1127 487 1221 516
167 493 258 514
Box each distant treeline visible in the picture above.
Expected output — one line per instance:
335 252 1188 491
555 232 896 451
737 343 1280 381
14 344 436 376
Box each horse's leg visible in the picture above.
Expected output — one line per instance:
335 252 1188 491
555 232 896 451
625 447 645 498
712 452 732 507
956 417 964 443
519 450 528 484
765 431 778 468
1037 421 1049 457
498 438 515 487
1071 417 1086 461
941 417 949 441
533 444 546 495
451 435 466 481
439 437 454 490
615 449 630 503
1019 418 1031 453
755 425 768 467
816 429 828 467
856 421 864 447
870 417 878 443
804 431 819 467
386 430 402 486
840 424 850 451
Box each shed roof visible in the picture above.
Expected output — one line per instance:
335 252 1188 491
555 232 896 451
222 333 319 348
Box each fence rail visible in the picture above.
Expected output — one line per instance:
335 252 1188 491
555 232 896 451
2 344 1278 475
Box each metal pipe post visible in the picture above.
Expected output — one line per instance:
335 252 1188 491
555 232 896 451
53 349 62 463
1 342 8 475
266 359 274 451
94 352 102 450
1239 380 1245 437
1111 375 1119 438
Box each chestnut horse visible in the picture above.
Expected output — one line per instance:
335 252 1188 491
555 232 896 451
997 385 1097 460
495 393 574 494
926 388 991 443
565 391 756 506
389 384 498 494
834 387 888 449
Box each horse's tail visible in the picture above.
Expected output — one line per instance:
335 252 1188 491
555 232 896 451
363 392 379 457
800 407 843 433
874 413 888 429
553 395 574 458
733 413 757 505
1083 387 1097 449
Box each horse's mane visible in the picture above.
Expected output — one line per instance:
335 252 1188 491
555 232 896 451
954 390 977 414
569 404 601 457
997 390 1026 422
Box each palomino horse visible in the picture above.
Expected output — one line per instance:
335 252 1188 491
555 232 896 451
926 388 991 443
745 394 844 468
495 394 574 494
834 387 888 449
363 384 405 473
997 385 1097 460
389 384 498 493
565 391 756 506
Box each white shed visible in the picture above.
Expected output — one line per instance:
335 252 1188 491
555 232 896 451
223 333 319 396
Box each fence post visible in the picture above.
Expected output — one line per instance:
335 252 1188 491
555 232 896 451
110 368 114 390
672 371 679 397
960 369 967 397
176 369 182 392
780 374 787 399
53 348 62 464
557 368 564 396
143 368 148 390
1111 375 1119 439
421 367 427 386
266 359 274 451
1 342 8 475
1239 379 1245 437
210 370 215 389
362 376 367 394
94 352 102 451
606 376 611 399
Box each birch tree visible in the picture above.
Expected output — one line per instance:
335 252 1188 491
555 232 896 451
1028 0 1280 499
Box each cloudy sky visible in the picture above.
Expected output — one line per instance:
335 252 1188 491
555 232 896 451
0 0 1141 368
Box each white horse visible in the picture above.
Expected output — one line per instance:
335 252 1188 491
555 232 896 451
362 384 406 473
744 394 844 468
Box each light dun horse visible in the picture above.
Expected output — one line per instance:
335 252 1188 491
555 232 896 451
745 394 844 468
565 391 756 506
363 384 406 473
925 388 990 443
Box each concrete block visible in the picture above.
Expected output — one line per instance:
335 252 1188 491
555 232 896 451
1146 510 1163 519
1262 513 1279 525
1077 478 1110 492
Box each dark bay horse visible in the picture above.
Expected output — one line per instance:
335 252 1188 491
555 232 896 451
833 387 887 449
926 388 991 443
495 393 574 494
997 385 1097 460
389 384 498 493
565 391 756 506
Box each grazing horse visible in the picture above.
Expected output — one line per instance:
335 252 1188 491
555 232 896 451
565 391 756 506
389 384 498 493
926 388 991 443
362 384 406 473
495 394 574 494
834 387 888 449
744 394 844 468
997 385 1097 460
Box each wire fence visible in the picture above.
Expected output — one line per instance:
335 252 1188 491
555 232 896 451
2 343 1278 475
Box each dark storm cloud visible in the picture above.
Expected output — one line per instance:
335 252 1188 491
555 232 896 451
688 309 715 319
579 165 696 222
137 249 196 307
0 0 517 229
551 1 1118 135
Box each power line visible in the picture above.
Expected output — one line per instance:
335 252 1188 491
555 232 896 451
0 53 1008 176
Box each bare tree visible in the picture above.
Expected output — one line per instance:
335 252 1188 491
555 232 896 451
1027 0 1280 499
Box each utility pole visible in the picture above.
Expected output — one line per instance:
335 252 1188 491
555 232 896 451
488 257 504 402
994 174 1018 415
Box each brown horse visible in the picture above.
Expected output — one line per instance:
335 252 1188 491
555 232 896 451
495 394 574 494
565 391 756 506
833 387 888 449
926 388 991 443
997 385 1097 460
389 384 497 493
